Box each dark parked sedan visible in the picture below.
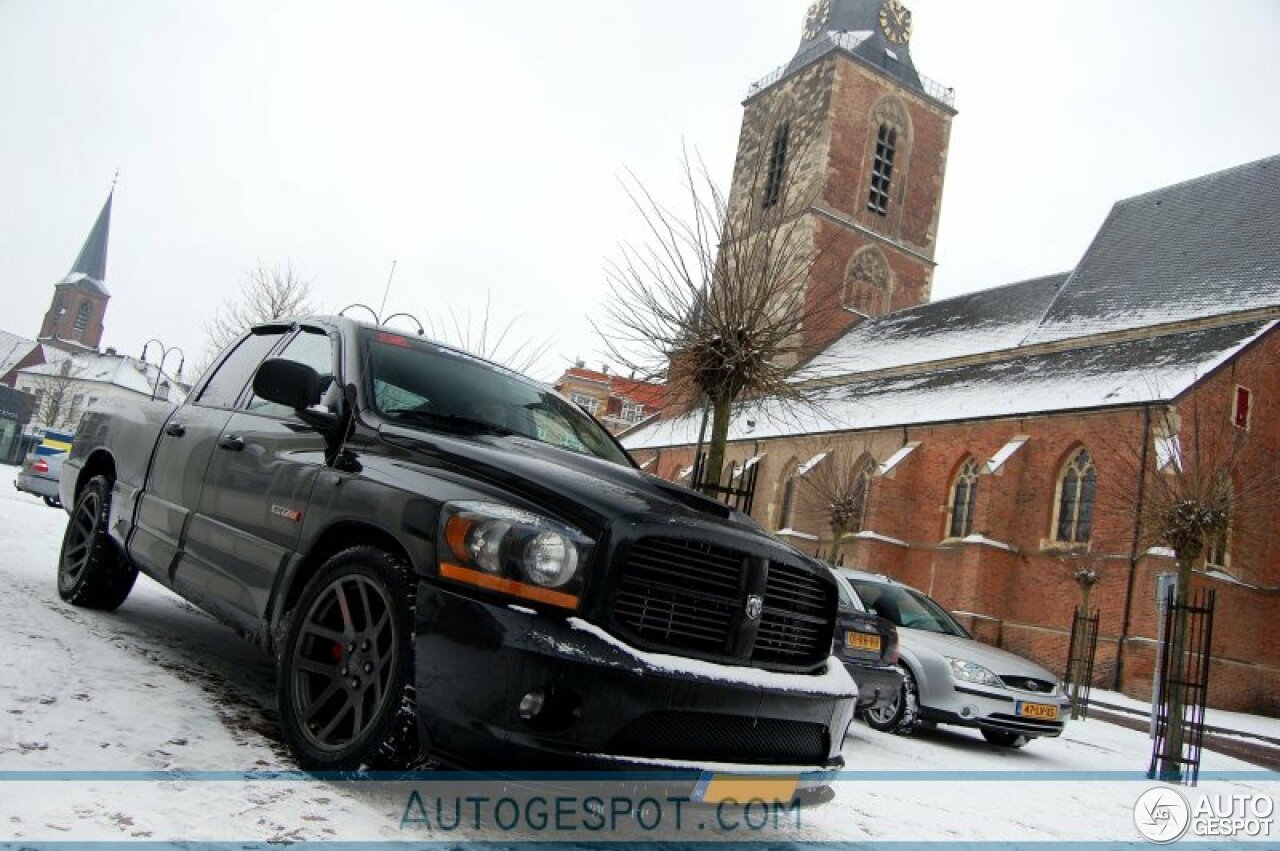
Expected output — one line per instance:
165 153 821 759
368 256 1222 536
830 567 902 714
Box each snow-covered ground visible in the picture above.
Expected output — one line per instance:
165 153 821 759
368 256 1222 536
1 467 1276 844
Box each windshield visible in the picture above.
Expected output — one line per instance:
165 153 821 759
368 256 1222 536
848 579 969 637
830 569 867 613
363 330 632 466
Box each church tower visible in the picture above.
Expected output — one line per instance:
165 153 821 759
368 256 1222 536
38 190 114 353
726 0 955 356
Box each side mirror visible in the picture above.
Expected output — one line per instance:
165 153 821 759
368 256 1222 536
253 358 322 410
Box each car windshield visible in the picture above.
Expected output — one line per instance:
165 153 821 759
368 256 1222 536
848 578 969 637
830 569 867 613
363 330 632 467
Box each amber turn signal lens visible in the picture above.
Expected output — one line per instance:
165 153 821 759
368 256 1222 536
444 515 474 564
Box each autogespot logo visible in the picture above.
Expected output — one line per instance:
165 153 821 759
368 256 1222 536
1134 787 1191 844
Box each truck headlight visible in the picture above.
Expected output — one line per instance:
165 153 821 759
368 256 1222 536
439 501 591 608
946 657 1004 688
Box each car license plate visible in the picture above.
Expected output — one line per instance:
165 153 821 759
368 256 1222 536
692 773 799 805
1017 701 1059 720
845 630 882 653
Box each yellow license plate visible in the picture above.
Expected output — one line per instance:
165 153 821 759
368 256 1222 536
1018 701 1059 720
693 773 799 805
845 630 882 653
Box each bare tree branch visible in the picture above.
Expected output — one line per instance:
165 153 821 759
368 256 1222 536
199 262 315 369
594 119 845 492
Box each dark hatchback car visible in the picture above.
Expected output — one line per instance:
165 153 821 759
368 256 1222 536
57 317 856 779
829 567 901 713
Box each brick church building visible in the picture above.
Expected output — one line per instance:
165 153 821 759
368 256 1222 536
621 0 1280 715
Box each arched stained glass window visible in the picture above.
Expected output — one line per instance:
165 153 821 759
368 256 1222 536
948 458 980 538
1055 448 1097 543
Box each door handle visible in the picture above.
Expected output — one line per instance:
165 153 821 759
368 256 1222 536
164 421 186 437
217 434 246 451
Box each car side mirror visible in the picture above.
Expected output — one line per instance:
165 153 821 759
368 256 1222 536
253 358 322 411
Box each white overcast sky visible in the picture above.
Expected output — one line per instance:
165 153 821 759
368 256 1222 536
3 0 1279 380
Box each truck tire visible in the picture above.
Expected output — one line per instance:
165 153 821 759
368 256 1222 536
862 664 919 735
57 475 138 611
277 545 421 771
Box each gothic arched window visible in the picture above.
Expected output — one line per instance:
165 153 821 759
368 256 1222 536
947 458 980 539
72 302 91 338
851 457 874 533
777 460 799 530
1054 448 1097 543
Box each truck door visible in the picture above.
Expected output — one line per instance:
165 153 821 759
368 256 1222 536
182 326 337 625
131 327 289 585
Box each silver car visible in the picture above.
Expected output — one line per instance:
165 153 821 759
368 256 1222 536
15 451 65 508
841 569 1070 748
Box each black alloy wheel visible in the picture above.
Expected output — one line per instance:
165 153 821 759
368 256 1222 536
57 474 138 610
278 546 419 771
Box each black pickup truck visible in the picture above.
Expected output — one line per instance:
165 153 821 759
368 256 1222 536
57 316 856 777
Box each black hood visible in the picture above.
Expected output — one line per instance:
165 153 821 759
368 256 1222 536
376 423 771 539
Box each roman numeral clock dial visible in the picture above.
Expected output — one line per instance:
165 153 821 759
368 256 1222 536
879 0 913 44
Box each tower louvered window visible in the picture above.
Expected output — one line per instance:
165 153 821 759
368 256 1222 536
867 124 897 215
763 121 791 208
72 302 91 338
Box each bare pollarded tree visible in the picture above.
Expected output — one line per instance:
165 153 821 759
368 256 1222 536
1108 398 1278 779
595 123 838 494
24 358 84 429
200 262 315 367
793 441 879 563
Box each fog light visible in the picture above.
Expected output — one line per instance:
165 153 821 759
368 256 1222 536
518 689 546 720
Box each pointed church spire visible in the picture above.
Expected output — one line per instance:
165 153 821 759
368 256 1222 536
61 188 113 294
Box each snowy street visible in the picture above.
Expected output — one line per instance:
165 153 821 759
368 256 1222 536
1 466 1276 844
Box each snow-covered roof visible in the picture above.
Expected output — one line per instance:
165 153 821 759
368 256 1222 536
1024 154 1280 345
792 273 1068 382
0 330 40 378
19 351 182 402
621 320 1276 450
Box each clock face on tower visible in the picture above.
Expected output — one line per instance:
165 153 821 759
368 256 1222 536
879 0 913 44
802 0 832 40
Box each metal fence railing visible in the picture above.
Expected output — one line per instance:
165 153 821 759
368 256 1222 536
1065 607 1101 720
1148 588 1216 786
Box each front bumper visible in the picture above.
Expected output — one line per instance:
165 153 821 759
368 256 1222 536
15 472 59 500
415 586 857 777
921 681 1071 738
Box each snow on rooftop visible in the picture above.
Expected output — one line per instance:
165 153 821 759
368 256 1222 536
791 274 1067 383
622 320 1275 451
20 351 183 402
0 330 39 377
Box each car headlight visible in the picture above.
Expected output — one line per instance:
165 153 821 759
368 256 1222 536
946 657 1004 688
439 501 591 609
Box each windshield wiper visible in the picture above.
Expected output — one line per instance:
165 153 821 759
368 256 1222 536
382 409 518 437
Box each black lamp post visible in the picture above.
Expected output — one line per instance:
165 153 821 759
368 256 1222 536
140 339 185 402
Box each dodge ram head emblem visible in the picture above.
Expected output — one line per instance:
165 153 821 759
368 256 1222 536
745 595 763 620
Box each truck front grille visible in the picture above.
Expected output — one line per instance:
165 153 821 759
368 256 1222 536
608 710 829 766
612 536 834 672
